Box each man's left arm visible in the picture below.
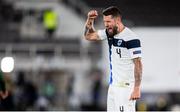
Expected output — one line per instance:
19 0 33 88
130 57 142 100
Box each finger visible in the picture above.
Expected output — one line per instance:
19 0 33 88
129 95 133 100
94 10 97 15
88 11 93 17
130 97 136 100
133 97 140 100
93 10 98 15
89 10 98 17
90 11 94 15
129 95 139 100
90 10 96 14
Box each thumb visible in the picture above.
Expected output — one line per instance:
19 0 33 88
129 94 133 100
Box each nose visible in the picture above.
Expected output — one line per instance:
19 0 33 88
104 22 109 28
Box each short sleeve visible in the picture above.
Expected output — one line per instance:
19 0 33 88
127 38 142 59
97 29 107 40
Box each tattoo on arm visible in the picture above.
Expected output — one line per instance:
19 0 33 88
134 58 142 88
84 27 95 36
84 19 95 36
84 26 89 36
134 71 142 87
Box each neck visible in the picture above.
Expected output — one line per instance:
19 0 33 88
118 23 125 33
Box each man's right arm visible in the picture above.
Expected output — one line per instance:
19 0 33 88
84 10 101 41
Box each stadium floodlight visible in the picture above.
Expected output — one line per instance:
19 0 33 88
1 57 14 73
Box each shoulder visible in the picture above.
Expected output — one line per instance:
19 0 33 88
123 27 140 41
97 29 106 35
97 29 107 40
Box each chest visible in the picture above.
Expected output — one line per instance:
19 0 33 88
107 38 130 59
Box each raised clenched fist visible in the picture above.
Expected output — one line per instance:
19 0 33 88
87 10 98 19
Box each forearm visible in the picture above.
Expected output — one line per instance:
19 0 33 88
134 69 142 88
84 10 100 41
84 18 95 36
130 61 142 100
134 58 142 89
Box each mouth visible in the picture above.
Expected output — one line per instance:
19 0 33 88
107 28 113 33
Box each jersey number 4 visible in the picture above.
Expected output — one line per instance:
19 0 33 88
116 48 121 58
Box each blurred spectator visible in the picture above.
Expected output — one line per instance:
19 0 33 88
14 71 27 110
169 92 180 104
14 71 38 110
0 72 15 111
137 101 148 111
81 69 103 111
155 95 169 111
23 81 38 109
0 0 14 22
136 93 173 111
35 95 49 111
16 71 26 87
0 71 8 99
43 9 58 38
91 69 102 107
42 75 56 105
67 74 74 97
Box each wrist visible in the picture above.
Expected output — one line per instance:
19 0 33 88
134 86 141 90
87 17 95 21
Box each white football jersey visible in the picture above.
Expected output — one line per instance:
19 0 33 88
98 27 142 86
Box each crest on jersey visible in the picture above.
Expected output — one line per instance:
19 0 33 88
117 40 122 46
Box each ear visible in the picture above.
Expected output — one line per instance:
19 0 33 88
115 17 120 24
117 17 121 22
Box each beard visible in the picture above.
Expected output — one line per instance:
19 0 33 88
107 25 118 37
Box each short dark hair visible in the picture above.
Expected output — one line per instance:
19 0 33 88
102 6 122 18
